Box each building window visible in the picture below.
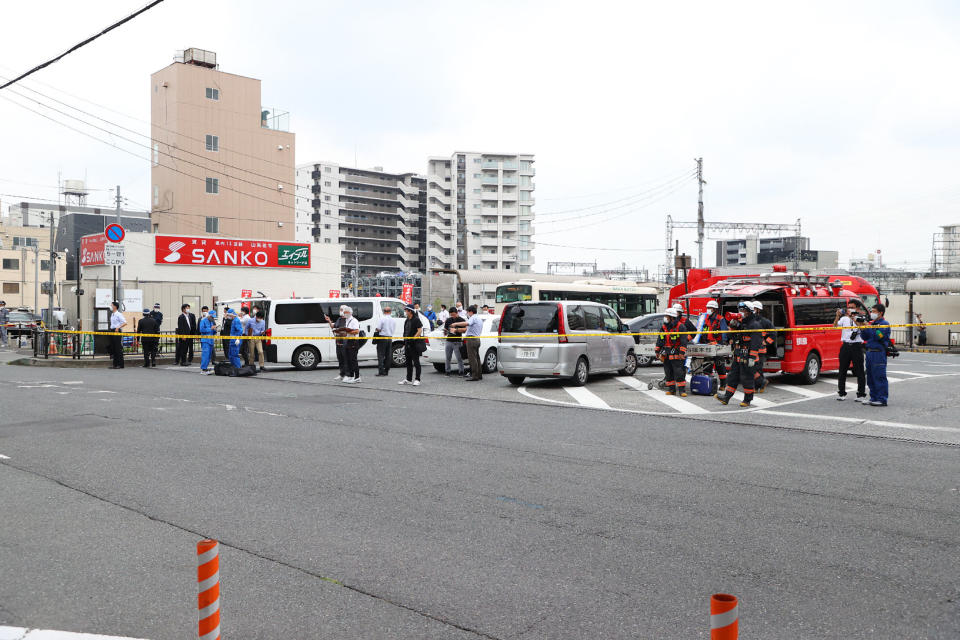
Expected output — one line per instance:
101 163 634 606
153 185 159 206
2 259 20 270
12 237 38 248
324 181 331 187
324 196 330 202
205 135 219 152
325 166 332 173
40 260 51 271
2 282 18 294
152 143 159 166
205 178 219 194
205 87 219 100
205 217 219 233
324 209 331 214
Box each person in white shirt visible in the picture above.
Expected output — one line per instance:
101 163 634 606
834 301 866 401
436 304 449 325
375 305 395 376
463 305 484 381
108 301 127 369
340 306 362 383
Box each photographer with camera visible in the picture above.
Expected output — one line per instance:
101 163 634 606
857 303 892 407
834 302 867 402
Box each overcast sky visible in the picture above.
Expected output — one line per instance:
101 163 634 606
1 0 958 273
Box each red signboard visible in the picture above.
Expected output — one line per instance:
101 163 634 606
401 283 414 304
241 289 252 298
80 234 107 266
154 235 311 269
328 289 341 298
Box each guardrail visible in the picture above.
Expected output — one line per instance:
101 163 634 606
33 328 183 360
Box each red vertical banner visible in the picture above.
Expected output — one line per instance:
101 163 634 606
329 289 341 298
401 283 414 304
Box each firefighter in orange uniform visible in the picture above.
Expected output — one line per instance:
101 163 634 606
656 308 689 396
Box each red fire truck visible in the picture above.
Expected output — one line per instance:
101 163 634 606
681 271 870 384
669 266 880 315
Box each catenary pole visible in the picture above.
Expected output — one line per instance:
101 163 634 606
696 157 705 269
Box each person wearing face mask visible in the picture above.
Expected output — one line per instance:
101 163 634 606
751 301 775 393
339 305 361 383
858 303 891 406
325 305 349 381
225 309 244 369
700 300 728 393
834 301 866 401
655 308 688 396
717 301 763 407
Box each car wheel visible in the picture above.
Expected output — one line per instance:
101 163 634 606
570 357 589 386
432 362 445 373
507 375 525 386
292 346 319 371
482 348 498 374
391 342 406 367
637 353 653 367
618 351 638 376
800 352 821 385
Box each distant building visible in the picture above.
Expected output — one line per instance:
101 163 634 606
716 235 838 270
427 151 535 305
4 201 151 280
0 220 68 312
150 48 295 241
295 162 427 285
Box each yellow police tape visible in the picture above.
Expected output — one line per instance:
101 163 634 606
38 321 960 341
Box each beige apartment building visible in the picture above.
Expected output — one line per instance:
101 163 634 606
0 221 67 312
150 49 295 241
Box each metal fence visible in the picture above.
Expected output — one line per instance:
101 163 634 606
33 329 183 360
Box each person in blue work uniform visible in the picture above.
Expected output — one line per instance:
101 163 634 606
857 302 891 406
226 308 245 368
199 308 217 375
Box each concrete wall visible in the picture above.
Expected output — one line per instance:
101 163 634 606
887 293 960 345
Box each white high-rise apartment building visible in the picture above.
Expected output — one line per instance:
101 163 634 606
426 151 535 303
296 162 427 279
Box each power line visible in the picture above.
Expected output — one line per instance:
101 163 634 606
537 242 663 252
533 169 696 217
536 167 696 202
0 1 165 91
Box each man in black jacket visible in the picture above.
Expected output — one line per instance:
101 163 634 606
137 309 160 368
220 310 233 360
717 301 763 407
175 303 198 366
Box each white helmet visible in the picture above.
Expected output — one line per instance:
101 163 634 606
706 300 719 310
752 301 763 311
672 303 683 311
665 308 679 318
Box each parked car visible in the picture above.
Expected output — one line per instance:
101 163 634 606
497 301 638 386
219 297 429 371
424 314 499 375
4 310 41 337
625 312 668 367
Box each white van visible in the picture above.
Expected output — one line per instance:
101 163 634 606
218 297 428 370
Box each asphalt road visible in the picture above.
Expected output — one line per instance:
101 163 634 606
1 352 958 639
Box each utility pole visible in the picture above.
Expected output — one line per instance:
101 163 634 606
47 211 55 327
115 186 124 308
695 157 706 269
33 244 40 315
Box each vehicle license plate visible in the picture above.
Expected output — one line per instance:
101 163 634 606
517 349 538 359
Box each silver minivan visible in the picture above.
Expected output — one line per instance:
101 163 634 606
497 301 638 386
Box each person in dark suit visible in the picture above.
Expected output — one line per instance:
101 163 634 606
175 303 198 366
220 310 233 360
137 309 160 368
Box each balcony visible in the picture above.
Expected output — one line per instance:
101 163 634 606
480 190 499 200
481 176 499 186
502 161 518 170
311 213 323 223
519 165 535 176
501 176 518 185
500 191 518 201
342 173 398 188
519 181 535 190
260 107 290 132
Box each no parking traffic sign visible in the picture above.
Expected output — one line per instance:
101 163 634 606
104 223 125 243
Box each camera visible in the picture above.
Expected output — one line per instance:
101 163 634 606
854 314 866 323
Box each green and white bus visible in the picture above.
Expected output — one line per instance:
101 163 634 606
495 280 659 319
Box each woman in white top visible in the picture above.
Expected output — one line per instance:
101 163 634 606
109 301 127 369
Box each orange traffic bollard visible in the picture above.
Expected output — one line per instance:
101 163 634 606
196 540 221 640
710 593 738 639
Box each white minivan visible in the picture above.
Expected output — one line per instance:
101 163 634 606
218 297 427 370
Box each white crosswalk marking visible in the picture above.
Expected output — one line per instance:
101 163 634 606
730 390 776 408
617 377 709 413
770 384 827 398
562 386 611 409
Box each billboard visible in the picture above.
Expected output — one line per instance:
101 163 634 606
80 234 107 266
154 236 311 269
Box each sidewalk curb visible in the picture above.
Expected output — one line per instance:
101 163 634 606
6 357 178 368
0 627 148 640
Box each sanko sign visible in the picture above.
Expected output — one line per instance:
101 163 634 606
154 235 311 269
80 233 107 266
